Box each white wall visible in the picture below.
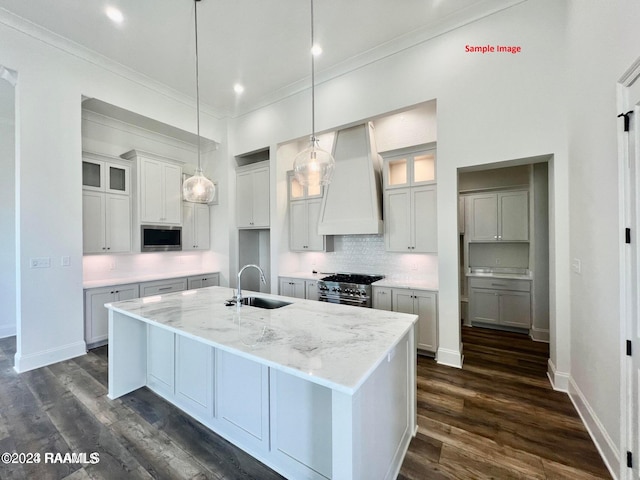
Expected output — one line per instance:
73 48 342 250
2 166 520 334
0 73 15 338
0 13 225 371
230 0 569 371
566 1 640 476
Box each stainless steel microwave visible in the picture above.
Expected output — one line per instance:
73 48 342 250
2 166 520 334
141 225 182 252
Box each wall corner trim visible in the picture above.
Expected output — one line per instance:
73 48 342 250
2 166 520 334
13 341 86 373
547 358 569 392
436 347 463 369
568 377 620 480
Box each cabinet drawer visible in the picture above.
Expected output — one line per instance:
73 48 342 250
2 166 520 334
140 278 187 297
468 277 531 292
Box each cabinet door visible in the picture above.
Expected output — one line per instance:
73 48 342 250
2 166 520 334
252 167 270 227
499 191 529 241
194 204 210 250
306 199 324 251
385 188 411 252
176 335 213 418
217 350 270 451
236 171 254 227
201 273 220 287
163 163 182 224
106 163 130 195
105 194 131 253
289 201 307 251
85 287 114 346
279 278 305 299
305 280 319 301
140 159 164 223
82 191 106 254
115 285 139 301
147 325 175 398
469 194 498 241
469 289 500 324
414 291 437 352
182 203 196 251
392 289 415 315
82 159 105 191
140 279 187 297
499 291 531 328
373 287 392 311
412 185 437 253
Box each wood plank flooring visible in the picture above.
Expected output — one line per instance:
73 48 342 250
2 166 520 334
0 326 611 479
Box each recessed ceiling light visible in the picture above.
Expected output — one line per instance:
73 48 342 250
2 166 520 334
106 6 124 24
311 44 323 56
234 84 245 94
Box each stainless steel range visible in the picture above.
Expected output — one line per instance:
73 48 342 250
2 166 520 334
317 273 384 308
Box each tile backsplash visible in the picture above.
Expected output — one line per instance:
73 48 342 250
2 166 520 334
296 235 438 281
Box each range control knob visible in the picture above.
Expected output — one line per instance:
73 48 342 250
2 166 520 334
360 290 367 296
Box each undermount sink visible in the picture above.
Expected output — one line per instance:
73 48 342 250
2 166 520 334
229 297 292 309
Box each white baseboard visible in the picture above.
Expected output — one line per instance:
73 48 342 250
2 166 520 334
0 324 16 339
568 377 620 480
437 346 463 369
14 340 86 373
547 358 569 392
530 326 549 343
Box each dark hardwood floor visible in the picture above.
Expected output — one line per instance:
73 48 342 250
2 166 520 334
0 326 611 479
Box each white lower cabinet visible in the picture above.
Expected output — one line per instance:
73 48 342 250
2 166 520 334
469 277 531 329
140 278 187 297
279 277 306 299
84 284 139 348
305 280 319 301
393 289 437 353
372 286 392 311
175 335 214 418
216 350 270 452
187 273 220 289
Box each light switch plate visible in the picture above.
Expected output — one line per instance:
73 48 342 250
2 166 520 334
30 257 51 268
572 258 582 274
61 256 70 267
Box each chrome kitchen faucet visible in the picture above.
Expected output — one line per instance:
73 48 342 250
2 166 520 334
235 264 267 304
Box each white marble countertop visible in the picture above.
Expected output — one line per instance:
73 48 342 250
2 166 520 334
107 286 417 394
279 271 327 281
466 271 532 280
372 277 439 291
83 270 220 289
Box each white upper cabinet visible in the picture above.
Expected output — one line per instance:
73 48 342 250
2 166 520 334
288 172 323 200
82 152 130 195
383 146 437 253
183 202 210 251
287 171 331 252
140 158 182 225
383 146 436 189
467 190 529 242
237 162 270 228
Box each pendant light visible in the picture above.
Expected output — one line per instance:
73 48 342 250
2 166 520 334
292 0 335 187
183 0 216 204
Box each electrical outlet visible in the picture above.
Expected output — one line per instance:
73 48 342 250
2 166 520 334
61 256 70 267
30 257 51 268
572 258 582 274
495 258 501 265
411 263 418 271
109 260 116 271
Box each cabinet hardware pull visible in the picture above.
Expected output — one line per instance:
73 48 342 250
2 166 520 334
158 287 172 291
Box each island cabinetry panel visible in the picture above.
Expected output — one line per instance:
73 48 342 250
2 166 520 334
84 283 139 348
373 286 392 311
187 273 220 289
140 278 187 297
182 202 210 251
175 335 214 418
270 370 333 479
279 277 306 299
216 350 270 452
467 191 528 242
147 325 175 398
237 162 270 228
392 289 437 353
469 277 531 329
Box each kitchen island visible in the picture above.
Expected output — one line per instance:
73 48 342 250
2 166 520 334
106 286 417 480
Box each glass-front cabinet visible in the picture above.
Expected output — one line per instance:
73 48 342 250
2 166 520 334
383 145 436 188
288 172 323 200
82 152 130 195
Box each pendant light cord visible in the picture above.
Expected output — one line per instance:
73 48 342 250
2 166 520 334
194 0 202 170
310 0 316 143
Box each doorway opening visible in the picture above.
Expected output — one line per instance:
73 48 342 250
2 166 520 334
457 157 551 368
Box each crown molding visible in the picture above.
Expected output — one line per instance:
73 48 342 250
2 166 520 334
231 0 527 118
0 7 226 120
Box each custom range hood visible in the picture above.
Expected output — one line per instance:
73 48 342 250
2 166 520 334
317 123 383 235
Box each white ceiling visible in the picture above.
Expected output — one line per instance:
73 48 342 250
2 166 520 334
0 0 524 117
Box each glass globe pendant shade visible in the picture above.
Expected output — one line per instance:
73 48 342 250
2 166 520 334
183 167 216 203
293 137 335 187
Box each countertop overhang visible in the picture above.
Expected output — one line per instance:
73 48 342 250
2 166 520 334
106 286 417 394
